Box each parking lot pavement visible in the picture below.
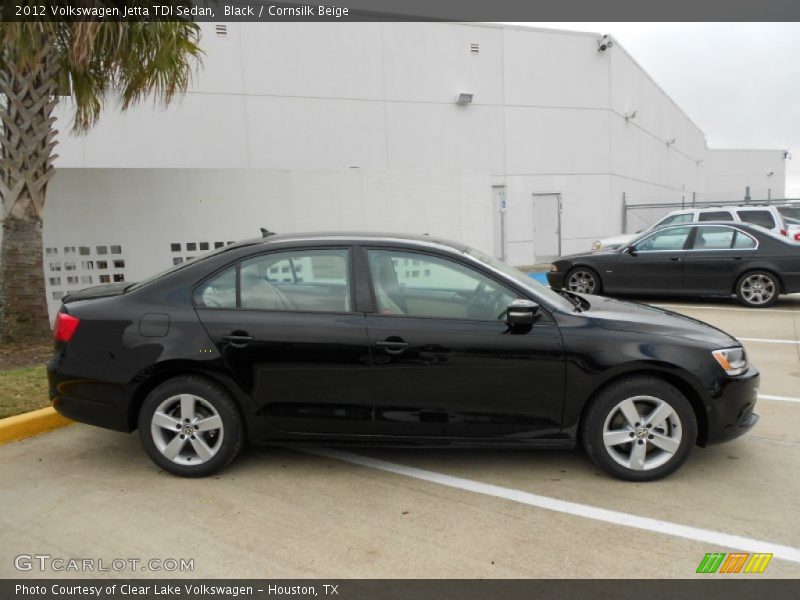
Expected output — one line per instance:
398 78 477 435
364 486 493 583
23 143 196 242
2 297 799 580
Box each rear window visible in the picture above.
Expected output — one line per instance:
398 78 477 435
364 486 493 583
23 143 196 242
737 210 775 229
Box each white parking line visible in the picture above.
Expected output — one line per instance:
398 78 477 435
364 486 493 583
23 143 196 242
759 394 800 404
739 337 799 345
305 448 800 564
652 303 800 314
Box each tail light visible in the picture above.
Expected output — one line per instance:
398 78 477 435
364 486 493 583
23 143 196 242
54 313 80 342
795 232 800 242
780 229 788 236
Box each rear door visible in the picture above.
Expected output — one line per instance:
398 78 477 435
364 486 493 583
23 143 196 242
682 225 758 294
194 246 375 435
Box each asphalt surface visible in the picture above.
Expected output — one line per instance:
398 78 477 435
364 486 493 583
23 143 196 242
2 296 800 579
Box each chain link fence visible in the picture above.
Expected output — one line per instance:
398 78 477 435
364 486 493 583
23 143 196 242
622 194 800 234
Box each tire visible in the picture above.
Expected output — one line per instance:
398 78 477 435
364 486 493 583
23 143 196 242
138 376 244 477
565 267 602 295
735 270 780 308
580 376 697 482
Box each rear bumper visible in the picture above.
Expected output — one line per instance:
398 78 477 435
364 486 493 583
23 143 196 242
703 367 760 445
48 356 132 433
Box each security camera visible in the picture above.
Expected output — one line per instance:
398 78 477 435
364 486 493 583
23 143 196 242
597 35 613 52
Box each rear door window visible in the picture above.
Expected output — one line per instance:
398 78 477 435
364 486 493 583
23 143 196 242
698 211 734 222
690 226 736 250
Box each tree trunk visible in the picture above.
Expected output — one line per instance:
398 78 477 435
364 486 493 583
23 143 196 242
0 41 60 342
0 217 50 340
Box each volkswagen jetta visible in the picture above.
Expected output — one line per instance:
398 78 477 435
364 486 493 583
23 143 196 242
48 232 759 481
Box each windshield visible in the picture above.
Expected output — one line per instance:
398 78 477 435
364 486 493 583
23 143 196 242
465 247 575 311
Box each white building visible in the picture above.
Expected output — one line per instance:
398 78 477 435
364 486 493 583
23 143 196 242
39 21 786 317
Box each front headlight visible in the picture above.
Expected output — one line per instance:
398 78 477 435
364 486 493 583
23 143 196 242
550 264 558 272
712 347 748 376
592 240 602 250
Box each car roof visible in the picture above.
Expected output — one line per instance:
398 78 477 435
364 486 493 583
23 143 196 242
230 231 469 252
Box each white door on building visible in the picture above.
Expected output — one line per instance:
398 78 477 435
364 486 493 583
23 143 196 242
492 185 506 259
531 192 562 263
502 192 562 267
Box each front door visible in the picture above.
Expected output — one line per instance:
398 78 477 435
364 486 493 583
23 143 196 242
611 226 692 294
361 247 565 439
194 247 374 435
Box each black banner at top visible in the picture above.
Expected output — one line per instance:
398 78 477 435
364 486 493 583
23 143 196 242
3 0 800 22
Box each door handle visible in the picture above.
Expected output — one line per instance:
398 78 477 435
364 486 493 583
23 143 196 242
221 333 253 347
670 257 682 262
376 338 408 355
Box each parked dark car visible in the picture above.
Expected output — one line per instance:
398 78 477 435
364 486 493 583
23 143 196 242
548 222 800 308
49 232 759 481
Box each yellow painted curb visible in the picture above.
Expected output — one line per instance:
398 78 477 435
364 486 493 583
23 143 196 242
0 407 73 445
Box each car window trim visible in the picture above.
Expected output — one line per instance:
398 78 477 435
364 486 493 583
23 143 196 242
359 245 556 324
685 225 759 252
632 226 694 253
191 245 358 314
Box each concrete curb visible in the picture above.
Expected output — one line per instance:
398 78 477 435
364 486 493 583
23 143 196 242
0 407 72 446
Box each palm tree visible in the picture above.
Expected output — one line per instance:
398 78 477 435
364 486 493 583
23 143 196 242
0 20 202 342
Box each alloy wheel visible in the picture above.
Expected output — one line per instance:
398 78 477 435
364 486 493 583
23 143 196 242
567 270 597 294
150 394 224 466
602 395 682 471
740 274 776 306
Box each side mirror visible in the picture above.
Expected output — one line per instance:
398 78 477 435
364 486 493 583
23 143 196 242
506 299 539 326
625 245 638 256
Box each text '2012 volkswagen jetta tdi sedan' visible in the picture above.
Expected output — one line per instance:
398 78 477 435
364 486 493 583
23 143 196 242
48 232 759 481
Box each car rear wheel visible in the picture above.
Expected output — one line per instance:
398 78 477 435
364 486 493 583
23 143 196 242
566 267 601 295
138 376 244 477
581 376 697 481
736 271 779 308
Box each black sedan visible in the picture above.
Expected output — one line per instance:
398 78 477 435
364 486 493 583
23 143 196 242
49 232 759 481
548 221 800 308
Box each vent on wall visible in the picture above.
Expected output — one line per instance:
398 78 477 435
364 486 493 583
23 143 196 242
470 43 480 54
215 24 228 37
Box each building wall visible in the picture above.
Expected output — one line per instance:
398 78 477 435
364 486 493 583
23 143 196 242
44 21 786 271
705 149 787 202
41 168 492 317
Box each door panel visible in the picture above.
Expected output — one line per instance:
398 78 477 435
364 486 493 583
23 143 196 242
197 309 373 435
364 316 566 438
363 247 565 439
193 247 374 435
611 226 691 294
682 226 757 293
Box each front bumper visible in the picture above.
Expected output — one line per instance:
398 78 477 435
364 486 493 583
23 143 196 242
546 271 566 289
703 366 760 445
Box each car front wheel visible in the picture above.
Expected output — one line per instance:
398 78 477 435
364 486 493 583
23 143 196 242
566 267 601 295
581 376 697 481
138 376 244 477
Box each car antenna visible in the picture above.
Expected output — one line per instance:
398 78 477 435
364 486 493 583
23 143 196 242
260 228 276 238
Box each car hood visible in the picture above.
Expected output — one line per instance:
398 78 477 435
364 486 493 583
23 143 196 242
580 294 739 347
597 233 637 248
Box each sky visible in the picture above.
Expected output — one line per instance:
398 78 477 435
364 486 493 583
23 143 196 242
514 23 800 197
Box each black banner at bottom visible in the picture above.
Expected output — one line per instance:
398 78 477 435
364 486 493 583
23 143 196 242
3 579 799 600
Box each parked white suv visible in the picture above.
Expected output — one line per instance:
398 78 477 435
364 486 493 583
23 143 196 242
593 205 796 250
